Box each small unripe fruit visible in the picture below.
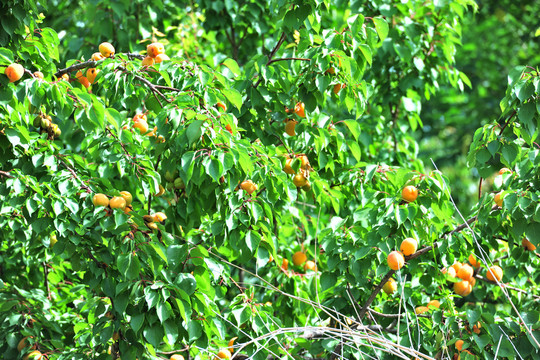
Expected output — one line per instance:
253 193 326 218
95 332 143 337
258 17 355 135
5 63 24 82
99 42 115 58
165 170 177 182
402 185 418 202
109 196 127 210
292 251 307 266
49 234 58 248
147 42 165 58
486 265 503 282
400 237 417 256
174 177 185 189
387 251 405 271
382 278 397 295
92 193 109 207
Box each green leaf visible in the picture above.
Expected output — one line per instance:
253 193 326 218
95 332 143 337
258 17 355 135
186 120 204 145
143 325 164 348
372 17 389 42
223 87 243 110
222 58 240 76
157 301 172 323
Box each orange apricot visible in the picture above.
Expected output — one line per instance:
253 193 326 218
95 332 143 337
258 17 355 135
155 53 170 63
285 119 297 136
92 193 109 207
5 63 24 82
499 168 511 175
442 266 457 278
281 258 289 270
522 238 536 251
240 180 257 195
333 83 345 95
415 306 429 315
147 42 165 58
494 192 504 207
284 158 296 174
454 280 472 296
33 71 44 79
387 251 405 271
400 237 418 256
133 120 149 134
382 278 397 294
109 196 127 210
427 300 440 309
292 251 307 266
457 264 474 281
142 56 155 66
486 265 503 282
455 340 464 352
294 102 306 118
86 68 100 83
469 254 480 268
214 349 232 360
304 260 317 271
99 42 115 58
216 102 227 111
91 52 105 61
402 185 418 202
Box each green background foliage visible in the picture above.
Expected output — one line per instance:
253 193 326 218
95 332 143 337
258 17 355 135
0 1 539 360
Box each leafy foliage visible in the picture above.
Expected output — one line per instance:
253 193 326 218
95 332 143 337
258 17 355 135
0 1 539 360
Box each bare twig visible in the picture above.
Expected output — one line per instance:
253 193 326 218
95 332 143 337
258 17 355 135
267 57 311 65
253 32 287 88
0 170 15 179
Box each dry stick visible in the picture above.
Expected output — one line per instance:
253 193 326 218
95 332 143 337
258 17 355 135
253 32 286 88
0 170 15 179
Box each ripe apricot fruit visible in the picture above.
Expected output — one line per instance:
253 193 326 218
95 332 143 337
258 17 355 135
216 102 227 112
153 212 167 223
415 306 429 315
33 71 44 79
170 355 185 360
109 196 127 210
5 63 24 82
292 251 307 266
147 42 165 58
285 119 297 136
387 251 405 271
281 258 289 270
304 260 317 271
294 102 306 118
228 337 238 353
133 120 149 134
119 191 132 205
427 300 440 309
156 184 165 196
402 185 418 202
499 168 511 175
325 67 336 75
457 264 474 281
92 52 105 61
454 280 472 296
522 238 536 251
494 192 504 207
133 113 147 122
142 56 155 66
442 266 457 278
333 83 345 95
451 262 463 273
155 53 170 63
284 158 296 174
455 340 464 352
293 173 309 187
123 205 133 215
225 124 233 134
382 278 397 294
99 42 115 58
468 254 480 268
298 155 310 169
215 348 232 360
86 68 100 83
23 350 42 360
93 193 109 207
400 237 417 256
486 265 503 282
75 70 90 88
240 180 257 195
472 322 481 334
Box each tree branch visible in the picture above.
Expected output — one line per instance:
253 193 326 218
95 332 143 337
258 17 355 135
253 32 287 88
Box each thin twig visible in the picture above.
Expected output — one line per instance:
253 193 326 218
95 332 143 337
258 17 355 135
267 57 311 65
253 33 287 88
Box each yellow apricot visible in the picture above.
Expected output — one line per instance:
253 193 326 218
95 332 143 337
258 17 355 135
387 251 405 270
292 251 307 266
5 63 24 82
99 42 115 58
400 237 417 256
92 193 109 207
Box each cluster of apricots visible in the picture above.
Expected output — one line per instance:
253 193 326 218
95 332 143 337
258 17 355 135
324 56 346 95
284 101 306 136
142 42 170 66
143 211 167 230
16 336 42 360
130 113 165 142
415 299 441 314
291 251 317 272
74 41 115 88
92 191 133 215
238 179 258 195
283 153 312 191
32 112 61 139
387 236 418 271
